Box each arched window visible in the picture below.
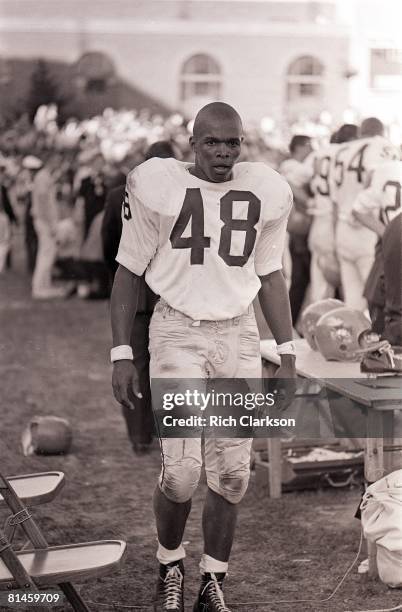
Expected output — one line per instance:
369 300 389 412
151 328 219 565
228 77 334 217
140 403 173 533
75 52 115 93
180 54 221 102
286 55 324 101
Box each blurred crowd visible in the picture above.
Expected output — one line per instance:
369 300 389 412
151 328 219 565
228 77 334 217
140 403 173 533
0 105 401 337
0 104 295 299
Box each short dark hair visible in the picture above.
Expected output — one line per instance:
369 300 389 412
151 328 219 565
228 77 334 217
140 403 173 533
289 135 311 153
193 102 242 139
360 117 384 138
145 140 176 160
329 131 338 143
336 124 358 144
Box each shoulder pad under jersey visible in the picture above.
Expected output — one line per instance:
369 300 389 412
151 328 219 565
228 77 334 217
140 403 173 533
126 157 178 213
239 162 293 219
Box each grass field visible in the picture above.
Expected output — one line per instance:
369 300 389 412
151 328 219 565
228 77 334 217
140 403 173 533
0 266 401 612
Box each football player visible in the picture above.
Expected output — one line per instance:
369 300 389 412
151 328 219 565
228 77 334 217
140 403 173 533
278 135 314 325
353 159 402 350
308 125 358 301
110 103 296 612
330 117 399 310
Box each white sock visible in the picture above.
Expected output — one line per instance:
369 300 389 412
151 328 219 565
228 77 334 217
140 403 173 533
199 554 229 575
157 542 186 565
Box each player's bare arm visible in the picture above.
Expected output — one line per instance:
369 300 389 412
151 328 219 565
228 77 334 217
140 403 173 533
258 270 296 378
288 181 311 213
352 209 385 237
110 264 142 409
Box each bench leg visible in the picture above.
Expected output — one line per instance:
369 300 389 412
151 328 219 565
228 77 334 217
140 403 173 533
267 438 282 498
60 583 91 612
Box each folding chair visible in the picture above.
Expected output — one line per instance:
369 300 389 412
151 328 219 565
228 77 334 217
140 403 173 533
0 471 65 509
0 470 126 611
0 471 65 545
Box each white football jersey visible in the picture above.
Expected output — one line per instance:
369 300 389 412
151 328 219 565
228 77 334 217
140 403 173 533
331 136 399 221
353 160 402 225
279 157 313 188
116 158 292 320
310 143 339 215
308 143 339 255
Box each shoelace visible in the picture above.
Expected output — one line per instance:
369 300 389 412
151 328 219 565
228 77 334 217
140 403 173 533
201 573 231 612
163 565 183 610
375 343 399 369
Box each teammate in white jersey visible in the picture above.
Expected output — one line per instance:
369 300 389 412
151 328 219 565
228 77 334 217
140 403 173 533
331 117 399 310
309 140 339 301
110 103 296 612
309 124 358 301
353 159 402 227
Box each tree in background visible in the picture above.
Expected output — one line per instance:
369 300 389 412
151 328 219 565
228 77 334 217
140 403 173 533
25 59 66 123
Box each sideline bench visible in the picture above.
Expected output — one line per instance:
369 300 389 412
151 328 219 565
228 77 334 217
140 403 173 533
260 338 402 577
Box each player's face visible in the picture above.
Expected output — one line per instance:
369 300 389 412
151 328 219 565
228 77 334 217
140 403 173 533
300 142 313 161
190 117 243 183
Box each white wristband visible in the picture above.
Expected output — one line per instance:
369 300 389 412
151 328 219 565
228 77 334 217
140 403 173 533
276 341 296 356
110 345 133 363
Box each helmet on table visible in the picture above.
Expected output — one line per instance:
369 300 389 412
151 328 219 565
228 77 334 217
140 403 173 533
301 299 344 350
315 307 373 362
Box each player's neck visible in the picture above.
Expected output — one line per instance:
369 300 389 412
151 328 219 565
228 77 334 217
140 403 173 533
187 165 234 183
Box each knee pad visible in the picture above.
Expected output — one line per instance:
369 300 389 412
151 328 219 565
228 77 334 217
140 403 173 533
208 468 250 504
160 461 201 503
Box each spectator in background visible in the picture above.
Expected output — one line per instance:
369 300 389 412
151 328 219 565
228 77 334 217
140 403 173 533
279 135 313 326
0 159 18 271
75 151 108 297
102 140 175 454
18 156 44 274
31 152 66 299
76 151 107 243
78 208 110 299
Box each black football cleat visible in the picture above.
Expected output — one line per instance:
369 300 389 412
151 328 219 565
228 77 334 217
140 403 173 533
154 560 184 611
193 572 231 612
360 345 402 375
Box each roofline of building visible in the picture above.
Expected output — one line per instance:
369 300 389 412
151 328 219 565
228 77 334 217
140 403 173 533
0 18 349 37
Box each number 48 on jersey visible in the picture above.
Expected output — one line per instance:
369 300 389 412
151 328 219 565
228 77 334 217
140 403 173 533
169 188 261 267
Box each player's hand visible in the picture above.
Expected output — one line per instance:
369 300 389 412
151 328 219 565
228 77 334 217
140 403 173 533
112 360 142 410
273 357 297 412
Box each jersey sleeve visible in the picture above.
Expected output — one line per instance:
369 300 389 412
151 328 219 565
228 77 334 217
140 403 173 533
279 159 312 187
352 186 381 214
365 140 400 174
115 169 159 275
254 185 293 276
